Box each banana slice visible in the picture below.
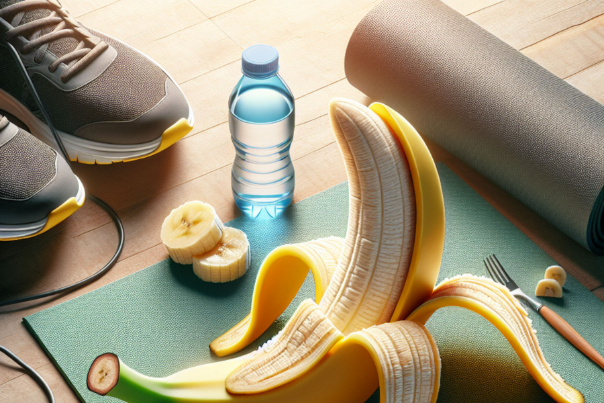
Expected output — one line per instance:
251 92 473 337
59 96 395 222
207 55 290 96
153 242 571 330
536 279 563 298
87 353 119 396
193 227 250 283
545 265 567 287
161 201 224 264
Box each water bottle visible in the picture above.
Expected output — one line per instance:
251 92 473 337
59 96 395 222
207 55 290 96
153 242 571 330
229 45 295 218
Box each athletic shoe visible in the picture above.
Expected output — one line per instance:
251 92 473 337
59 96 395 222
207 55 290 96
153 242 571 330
0 0 194 164
0 114 85 241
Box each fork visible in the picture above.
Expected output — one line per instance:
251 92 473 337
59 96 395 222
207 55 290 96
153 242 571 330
484 254 604 371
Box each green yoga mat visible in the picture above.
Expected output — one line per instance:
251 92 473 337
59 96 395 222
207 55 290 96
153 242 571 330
25 164 604 403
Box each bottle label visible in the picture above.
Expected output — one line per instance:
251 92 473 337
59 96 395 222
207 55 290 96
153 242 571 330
229 109 295 152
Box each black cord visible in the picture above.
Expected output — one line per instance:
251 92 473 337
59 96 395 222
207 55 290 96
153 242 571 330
1 41 127 402
0 346 55 403
0 194 124 307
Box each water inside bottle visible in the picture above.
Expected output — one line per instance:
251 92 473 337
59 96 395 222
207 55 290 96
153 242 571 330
229 74 295 218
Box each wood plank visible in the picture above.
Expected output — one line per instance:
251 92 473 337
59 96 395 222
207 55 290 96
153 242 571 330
523 14 604 78
1 362 79 403
75 0 207 42
0 327 50 386
188 0 255 19
469 0 604 49
594 286 604 303
136 20 242 84
60 0 119 18
0 219 119 302
442 0 504 16
211 0 378 49
566 60 604 103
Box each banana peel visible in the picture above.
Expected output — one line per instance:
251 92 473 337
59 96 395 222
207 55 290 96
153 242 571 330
210 238 344 357
87 101 583 403
90 319 438 403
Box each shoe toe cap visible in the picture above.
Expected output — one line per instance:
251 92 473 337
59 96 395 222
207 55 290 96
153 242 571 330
0 153 81 226
73 78 191 146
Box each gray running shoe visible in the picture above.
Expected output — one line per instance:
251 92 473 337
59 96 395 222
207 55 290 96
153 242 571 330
0 114 85 240
0 0 194 164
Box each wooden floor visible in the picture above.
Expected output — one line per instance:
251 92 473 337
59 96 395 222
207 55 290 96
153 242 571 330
1 0 604 401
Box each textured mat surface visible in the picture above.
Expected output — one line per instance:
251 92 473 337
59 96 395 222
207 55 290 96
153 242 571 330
25 165 604 402
345 0 604 255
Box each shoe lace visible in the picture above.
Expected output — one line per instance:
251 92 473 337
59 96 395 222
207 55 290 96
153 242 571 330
0 0 108 83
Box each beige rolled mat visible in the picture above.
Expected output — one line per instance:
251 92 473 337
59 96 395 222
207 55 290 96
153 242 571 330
345 0 604 255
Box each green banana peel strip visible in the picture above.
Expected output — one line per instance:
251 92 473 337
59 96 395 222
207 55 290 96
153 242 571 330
210 238 344 357
90 319 439 403
407 275 584 403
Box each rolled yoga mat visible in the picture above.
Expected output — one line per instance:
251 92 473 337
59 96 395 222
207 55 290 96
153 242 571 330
345 0 604 255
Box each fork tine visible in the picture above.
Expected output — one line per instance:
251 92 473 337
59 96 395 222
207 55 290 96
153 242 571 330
484 256 504 284
491 255 511 282
483 259 497 283
488 255 506 283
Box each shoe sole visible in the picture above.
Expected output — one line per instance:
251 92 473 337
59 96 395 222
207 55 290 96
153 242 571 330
0 177 86 241
0 35 194 164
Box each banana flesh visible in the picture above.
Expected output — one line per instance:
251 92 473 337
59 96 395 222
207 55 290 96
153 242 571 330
369 103 445 322
319 98 416 334
226 299 344 393
545 265 567 287
210 237 345 357
408 275 584 403
193 227 250 283
351 321 440 403
161 201 224 264
536 278 563 298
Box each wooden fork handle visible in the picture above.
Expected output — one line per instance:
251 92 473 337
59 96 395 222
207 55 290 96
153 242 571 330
539 306 604 370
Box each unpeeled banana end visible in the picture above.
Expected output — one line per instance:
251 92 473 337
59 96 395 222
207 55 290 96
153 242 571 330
87 353 119 396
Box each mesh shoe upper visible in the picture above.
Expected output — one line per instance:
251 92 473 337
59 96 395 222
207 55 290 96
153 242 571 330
0 126 56 200
0 115 81 225
30 30 168 135
0 0 190 146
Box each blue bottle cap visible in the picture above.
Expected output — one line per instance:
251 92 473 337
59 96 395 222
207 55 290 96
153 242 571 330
242 44 279 78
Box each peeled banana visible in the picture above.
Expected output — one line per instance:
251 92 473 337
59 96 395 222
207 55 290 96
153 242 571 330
88 100 582 403
536 278 563 298
193 227 250 283
161 201 224 264
545 265 567 287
